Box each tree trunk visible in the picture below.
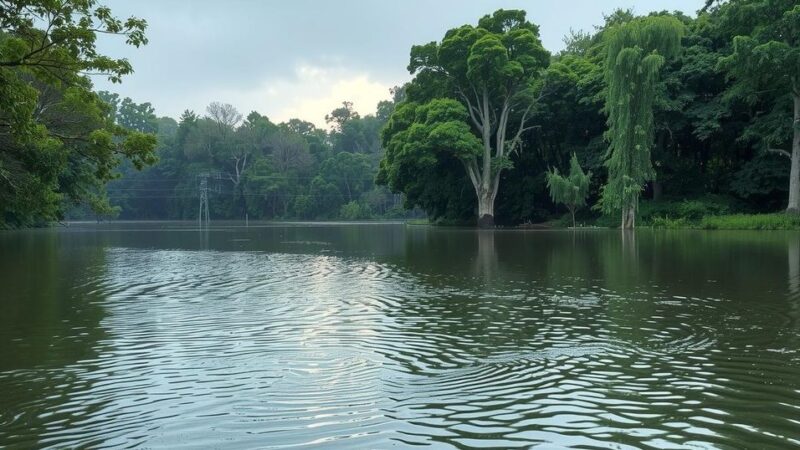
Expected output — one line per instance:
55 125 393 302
788 93 800 214
621 204 636 229
477 190 495 228
569 206 576 228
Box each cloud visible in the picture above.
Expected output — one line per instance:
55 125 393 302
92 0 705 125
198 64 405 129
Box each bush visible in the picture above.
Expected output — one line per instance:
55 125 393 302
676 198 730 221
639 195 735 224
292 195 313 219
339 201 368 220
700 213 800 230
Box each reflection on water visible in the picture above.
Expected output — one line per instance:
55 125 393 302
1 223 799 448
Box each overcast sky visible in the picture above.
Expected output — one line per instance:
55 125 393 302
94 0 705 128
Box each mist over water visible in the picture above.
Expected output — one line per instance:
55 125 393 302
1 223 799 448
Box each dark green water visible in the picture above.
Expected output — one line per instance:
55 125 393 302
1 222 799 449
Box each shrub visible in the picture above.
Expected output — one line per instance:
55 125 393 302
339 201 366 220
676 198 730 221
640 195 733 221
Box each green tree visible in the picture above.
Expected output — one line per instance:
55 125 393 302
379 9 550 227
0 0 155 227
340 201 366 220
325 101 359 132
717 0 800 213
547 153 591 227
600 16 683 228
321 152 372 202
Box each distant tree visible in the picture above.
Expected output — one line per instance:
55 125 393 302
325 101 359 131
599 16 683 228
546 153 591 227
333 116 383 154
267 131 313 173
561 28 593 57
280 119 329 157
321 152 372 201
340 201 366 220
376 86 406 122
206 102 242 137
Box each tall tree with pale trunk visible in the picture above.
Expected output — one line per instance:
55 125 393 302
379 9 550 227
717 0 800 214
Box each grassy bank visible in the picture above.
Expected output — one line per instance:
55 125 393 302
406 218 430 226
699 213 800 230
649 213 800 230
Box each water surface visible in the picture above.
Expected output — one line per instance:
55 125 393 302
1 222 799 448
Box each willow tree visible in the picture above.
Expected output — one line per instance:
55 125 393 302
600 16 683 228
379 9 549 227
547 153 591 228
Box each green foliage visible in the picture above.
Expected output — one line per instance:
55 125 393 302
716 0 800 211
14 3 800 228
700 213 800 230
325 101 359 132
650 216 690 229
382 9 550 225
377 100 481 222
546 153 591 226
675 198 731 220
0 0 156 228
730 154 789 209
339 201 369 220
600 16 684 225
98 93 409 222
639 195 734 224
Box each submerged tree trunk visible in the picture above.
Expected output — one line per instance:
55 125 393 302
621 203 636 229
788 92 800 214
477 189 495 228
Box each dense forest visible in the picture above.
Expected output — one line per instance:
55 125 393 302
89 95 408 222
1 0 799 228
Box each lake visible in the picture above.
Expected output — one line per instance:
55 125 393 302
1 222 799 448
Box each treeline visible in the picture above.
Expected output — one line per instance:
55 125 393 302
378 2 800 227
2 1 798 228
79 94 409 221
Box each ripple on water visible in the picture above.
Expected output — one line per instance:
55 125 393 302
1 247 799 449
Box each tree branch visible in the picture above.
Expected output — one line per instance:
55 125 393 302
768 148 791 158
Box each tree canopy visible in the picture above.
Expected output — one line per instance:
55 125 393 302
379 9 550 227
0 0 157 228
599 15 684 228
6 3 799 229
547 153 591 227
717 0 800 213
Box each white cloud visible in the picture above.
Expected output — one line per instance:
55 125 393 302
200 64 406 129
